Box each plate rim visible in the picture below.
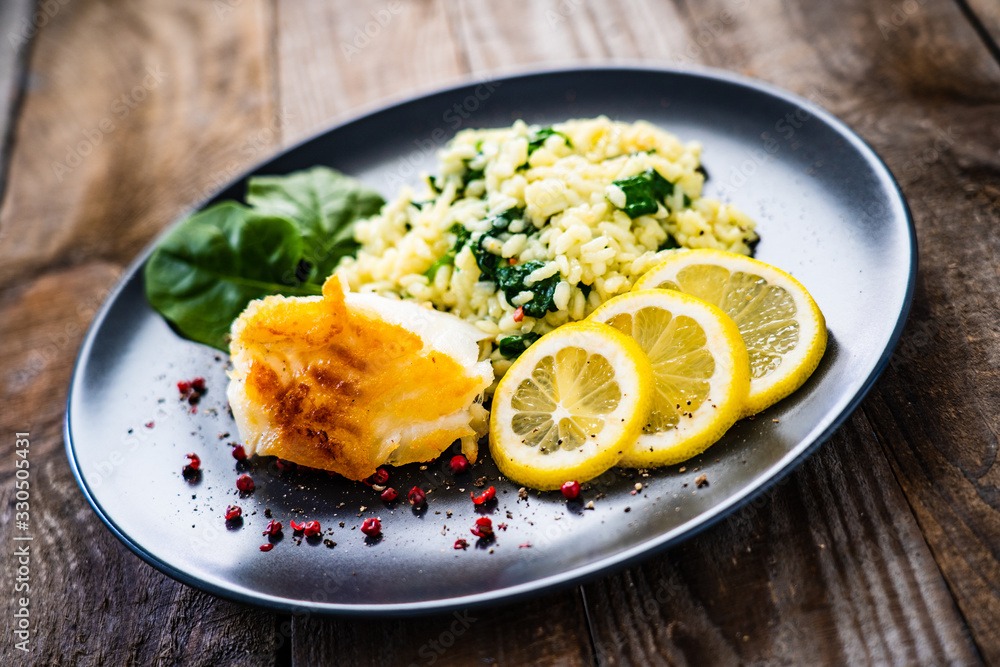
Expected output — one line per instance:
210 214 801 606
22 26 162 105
64 63 917 616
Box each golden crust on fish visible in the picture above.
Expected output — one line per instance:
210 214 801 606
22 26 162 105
227 276 493 481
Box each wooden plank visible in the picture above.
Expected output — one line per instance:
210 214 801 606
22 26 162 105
584 411 979 665
0 0 283 663
444 0 689 69
835 0 1000 660
275 0 465 145
290 591 593 666
0 0 281 289
0 0 34 203
961 0 1000 58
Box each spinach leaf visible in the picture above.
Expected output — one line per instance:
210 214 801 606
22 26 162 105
528 126 572 157
450 222 473 251
522 277 561 318
445 210 556 312
247 166 384 282
498 332 542 359
457 157 486 196
495 261 541 297
471 235 502 281
144 202 319 351
146 166 383 351
462 166 485 189
658 233 680 251
487 206 525 234
425 223 473 280
495 261 560 318
449 208 525 282
423 254 454 281
610 168 678 218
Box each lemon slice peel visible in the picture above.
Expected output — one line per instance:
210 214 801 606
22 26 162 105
588 289 750 467
488 321 654 490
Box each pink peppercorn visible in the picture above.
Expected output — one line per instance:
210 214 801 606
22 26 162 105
560 480 580 500
381 487 398 502
236 474 254 493
449 455 469 474
225 505 242 521
364 468 389 486
303 521 321 538
408 486 426 506
361 517 381 537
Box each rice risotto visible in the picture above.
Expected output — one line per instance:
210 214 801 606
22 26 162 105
336 117 758 378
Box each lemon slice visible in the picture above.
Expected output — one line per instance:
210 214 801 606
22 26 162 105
634 249 826 415
489 321 654 490
588 290 749 467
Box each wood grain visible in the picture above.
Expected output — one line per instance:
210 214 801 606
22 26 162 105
962 0 1000 58
443 0 688 68
5 0 1000 664
584 412 979 665
0 1 283 663
275 0 465 145
0 0 34 204
0 264 280 666
0 0 280 289
836 0 1000 661
290 591 593 667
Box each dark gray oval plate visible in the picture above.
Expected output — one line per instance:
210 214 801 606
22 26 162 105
65 65 915 615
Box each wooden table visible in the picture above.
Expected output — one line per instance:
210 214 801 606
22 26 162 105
2 1 999 664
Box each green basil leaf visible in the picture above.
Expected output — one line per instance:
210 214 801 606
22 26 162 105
144 202 319 351
247 166 384 281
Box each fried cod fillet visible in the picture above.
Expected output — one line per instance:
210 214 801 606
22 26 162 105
227 276 493 481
